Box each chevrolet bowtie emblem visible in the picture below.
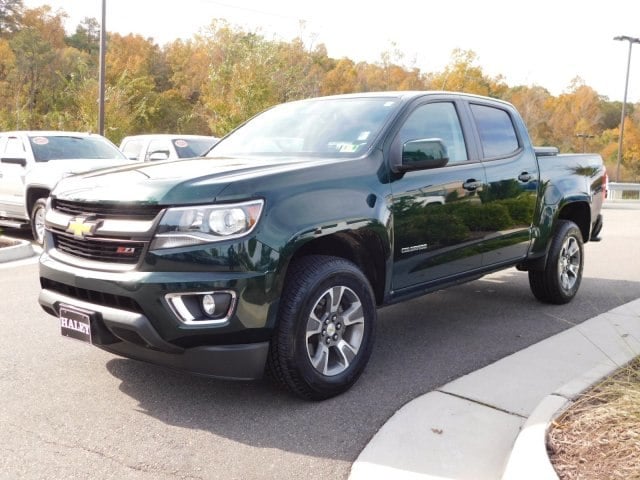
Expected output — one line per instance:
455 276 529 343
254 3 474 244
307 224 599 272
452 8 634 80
66 218 100 239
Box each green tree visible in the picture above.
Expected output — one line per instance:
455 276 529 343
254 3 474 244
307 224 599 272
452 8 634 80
66 16 100 57
0 0 22 38
9 27 56 126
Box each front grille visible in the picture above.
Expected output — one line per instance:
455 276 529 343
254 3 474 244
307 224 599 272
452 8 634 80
40 277 144 313
53 199 163 219
49 199 162 265
53 231 145 264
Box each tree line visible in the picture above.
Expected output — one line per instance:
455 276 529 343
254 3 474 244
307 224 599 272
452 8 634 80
1 1 639 181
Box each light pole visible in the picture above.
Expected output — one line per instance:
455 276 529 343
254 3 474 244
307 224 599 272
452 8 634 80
98 0 106 135
613 35 640 182
575 133 594 153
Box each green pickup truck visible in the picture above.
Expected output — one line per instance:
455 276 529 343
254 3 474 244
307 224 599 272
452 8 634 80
38 92 606 400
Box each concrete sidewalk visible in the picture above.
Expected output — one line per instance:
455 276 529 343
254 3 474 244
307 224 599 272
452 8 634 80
350 298 640 480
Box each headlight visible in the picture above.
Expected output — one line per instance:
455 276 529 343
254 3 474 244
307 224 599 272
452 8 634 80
150 200 264 249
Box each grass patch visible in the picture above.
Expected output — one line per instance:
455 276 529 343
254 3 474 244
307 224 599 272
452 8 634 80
548 357 640 479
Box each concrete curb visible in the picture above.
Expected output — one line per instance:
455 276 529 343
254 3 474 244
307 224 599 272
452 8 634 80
0 236 36 263
349 298 640 480
501 300 640 480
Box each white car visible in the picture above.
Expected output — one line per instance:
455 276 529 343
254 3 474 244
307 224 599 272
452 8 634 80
119 134 219 162
0 131 133 244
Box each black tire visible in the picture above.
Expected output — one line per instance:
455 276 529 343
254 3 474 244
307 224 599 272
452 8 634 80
268 255 376 400
30 197 47 245
528 220 584 304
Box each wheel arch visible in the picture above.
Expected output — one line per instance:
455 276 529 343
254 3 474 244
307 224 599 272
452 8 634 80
285 230 388 306
26 186 50 216
557 200 591 244
521 199 591 272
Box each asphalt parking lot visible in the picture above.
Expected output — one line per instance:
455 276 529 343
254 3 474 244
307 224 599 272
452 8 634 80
0 204 638 480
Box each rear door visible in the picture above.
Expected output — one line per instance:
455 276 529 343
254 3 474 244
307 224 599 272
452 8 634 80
467 102 538 266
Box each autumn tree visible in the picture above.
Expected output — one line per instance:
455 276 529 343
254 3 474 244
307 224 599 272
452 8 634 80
543 79 602 152
506 85 554 145
20 5 65 48
0 4 638 178
426 49 507 98
198 21 285 135
321 58 358 95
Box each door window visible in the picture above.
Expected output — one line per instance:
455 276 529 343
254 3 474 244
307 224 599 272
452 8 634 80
470 104 519 158
398 102 468 163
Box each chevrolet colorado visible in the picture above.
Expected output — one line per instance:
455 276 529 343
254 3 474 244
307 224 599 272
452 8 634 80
38 92 606 400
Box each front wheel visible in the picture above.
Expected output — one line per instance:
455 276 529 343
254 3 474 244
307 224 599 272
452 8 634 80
268 255 376 400
529 220 584 304
30 198 47 245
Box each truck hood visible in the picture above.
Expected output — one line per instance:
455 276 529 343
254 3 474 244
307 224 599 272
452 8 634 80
52 156 337 205
27 158 136 189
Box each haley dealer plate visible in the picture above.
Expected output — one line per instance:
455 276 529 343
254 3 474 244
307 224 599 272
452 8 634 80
59 304 93 343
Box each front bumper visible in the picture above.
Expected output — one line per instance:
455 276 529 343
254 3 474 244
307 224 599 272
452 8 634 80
38 252 278 380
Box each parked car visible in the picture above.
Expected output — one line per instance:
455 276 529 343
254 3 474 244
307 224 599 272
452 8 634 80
0 131 133 244
119 134 219 162
38 92 606 400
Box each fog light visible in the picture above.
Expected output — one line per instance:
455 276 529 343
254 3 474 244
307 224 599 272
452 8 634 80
202 294 216 317
165 291 236 325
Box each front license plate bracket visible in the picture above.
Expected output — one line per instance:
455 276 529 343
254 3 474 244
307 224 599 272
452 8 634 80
59 304 94 344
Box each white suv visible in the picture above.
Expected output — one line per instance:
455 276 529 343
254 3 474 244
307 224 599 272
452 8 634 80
0 131 133 244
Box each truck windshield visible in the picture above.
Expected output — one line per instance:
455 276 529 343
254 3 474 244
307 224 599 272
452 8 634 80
29 135 127 162
208 97 400 158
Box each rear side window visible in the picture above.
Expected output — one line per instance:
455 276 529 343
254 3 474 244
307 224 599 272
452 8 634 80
470 104 519 158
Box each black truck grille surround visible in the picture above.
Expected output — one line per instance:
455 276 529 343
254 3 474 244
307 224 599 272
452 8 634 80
51 199 163 264
53 232 145 264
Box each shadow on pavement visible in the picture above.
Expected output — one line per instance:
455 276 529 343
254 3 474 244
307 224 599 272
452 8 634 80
103 270 640 462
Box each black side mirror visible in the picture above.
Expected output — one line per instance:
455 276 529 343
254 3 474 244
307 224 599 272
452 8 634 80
0 156 27 167
398 138 449 172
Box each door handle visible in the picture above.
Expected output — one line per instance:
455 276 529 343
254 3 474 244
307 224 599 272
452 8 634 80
462 179 482 191
518 172 533 182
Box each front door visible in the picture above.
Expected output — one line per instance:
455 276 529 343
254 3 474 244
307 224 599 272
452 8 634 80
391 100 487 290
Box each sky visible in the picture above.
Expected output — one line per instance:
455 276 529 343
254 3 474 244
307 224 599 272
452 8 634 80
22 0 640 103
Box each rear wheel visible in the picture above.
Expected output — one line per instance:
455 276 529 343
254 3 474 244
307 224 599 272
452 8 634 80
529 220 584 304
268 255 376 400
30 198 47 245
